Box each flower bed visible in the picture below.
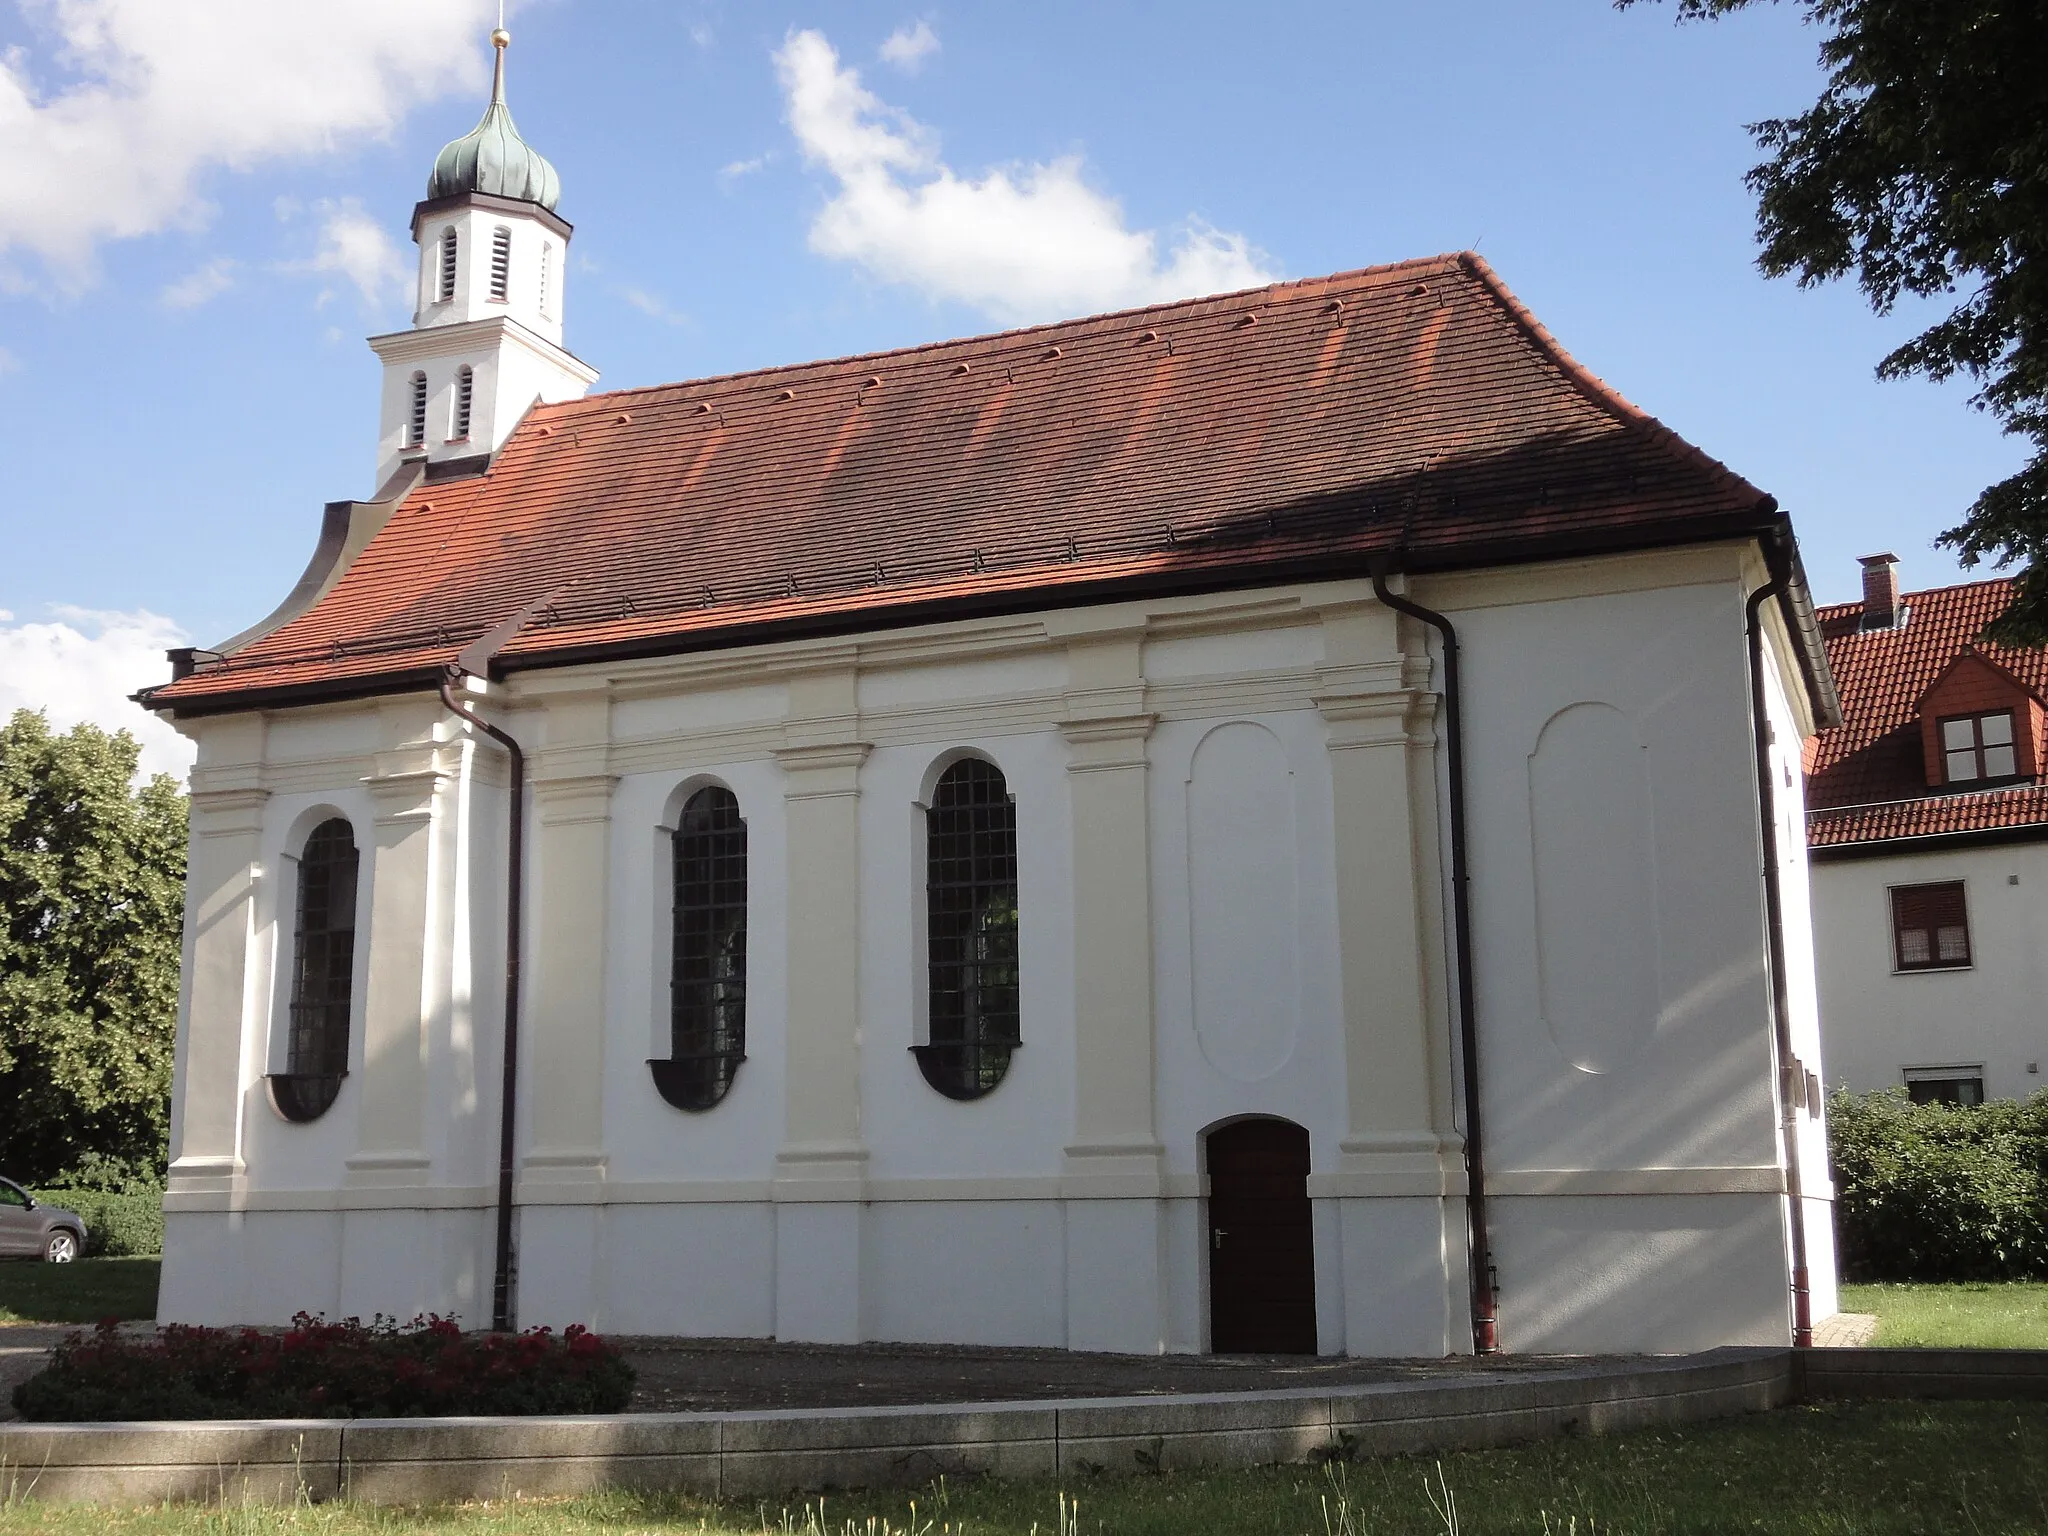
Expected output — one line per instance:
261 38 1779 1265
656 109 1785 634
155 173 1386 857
10 1315 635 1421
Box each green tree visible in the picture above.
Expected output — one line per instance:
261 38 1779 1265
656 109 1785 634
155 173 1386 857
1623 0 2048 640
0 710 187 1185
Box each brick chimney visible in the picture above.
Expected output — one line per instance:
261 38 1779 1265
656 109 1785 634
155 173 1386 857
1860 553 1902 632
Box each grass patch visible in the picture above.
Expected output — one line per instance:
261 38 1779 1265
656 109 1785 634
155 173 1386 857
1842 1281 2048 1348
0 1258 158 1326
0 1401 2044 1533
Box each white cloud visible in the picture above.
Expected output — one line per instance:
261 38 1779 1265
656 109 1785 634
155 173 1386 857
0 606 195 781
306 198 407 307
718 152 773 184
159 254 238 309
773 30 1276 324
0 344 18 375
878 20 939 72
0 0 494 287
616 285 691 327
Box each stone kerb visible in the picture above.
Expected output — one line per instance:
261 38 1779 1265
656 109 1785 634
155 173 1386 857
1798 1347 2048 1402
0 1351 1800 1506
0 1421 342 1504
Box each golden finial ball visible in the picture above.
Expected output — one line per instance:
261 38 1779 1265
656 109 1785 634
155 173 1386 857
491 27 511 47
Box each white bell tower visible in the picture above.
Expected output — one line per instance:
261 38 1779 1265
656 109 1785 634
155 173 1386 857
367 26 596 491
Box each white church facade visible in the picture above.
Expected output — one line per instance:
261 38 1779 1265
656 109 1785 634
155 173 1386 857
146 32 1842 1357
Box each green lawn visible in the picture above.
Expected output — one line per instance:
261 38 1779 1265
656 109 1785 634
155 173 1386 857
1841 1281 2048 1348
0 1257 159 1325
0 1402 2045 1534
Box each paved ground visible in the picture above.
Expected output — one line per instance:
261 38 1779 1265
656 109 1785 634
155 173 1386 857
2 1322 1622 1420
1812 1312 1879 1348
604 1337 1608 1413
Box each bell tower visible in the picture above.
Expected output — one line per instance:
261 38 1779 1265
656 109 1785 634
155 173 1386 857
367 26 597 490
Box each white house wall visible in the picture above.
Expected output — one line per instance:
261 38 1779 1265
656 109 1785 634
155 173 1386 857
1813 842 2048 1104
159 544 1831 1354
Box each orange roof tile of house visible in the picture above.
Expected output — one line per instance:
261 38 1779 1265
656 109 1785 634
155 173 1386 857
149 251 1808 715
1807 577 2048 849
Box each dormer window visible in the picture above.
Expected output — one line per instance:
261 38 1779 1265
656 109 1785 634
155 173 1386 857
438 227 458 303
452 366 474 441
1942 711 2017 784
489 227 512 303
406 371 428 449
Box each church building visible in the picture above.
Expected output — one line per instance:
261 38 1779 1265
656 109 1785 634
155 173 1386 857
144 31 1843 1356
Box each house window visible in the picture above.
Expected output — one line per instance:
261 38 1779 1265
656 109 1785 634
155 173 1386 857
405 372 428 448
657 786 747 1111
453 365 474 441
272 818 358 1122
438 226 458 302
917 758 1019 1100
1904 1066 1986 1106
1891 880 1971 971
489 226 511 303
1941 710 2017 783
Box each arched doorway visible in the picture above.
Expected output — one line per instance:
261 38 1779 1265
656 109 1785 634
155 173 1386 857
1204 1118 1316 1353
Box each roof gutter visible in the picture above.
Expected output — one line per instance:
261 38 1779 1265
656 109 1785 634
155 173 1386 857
1747 576 1815 1350
1368 559 1497 1356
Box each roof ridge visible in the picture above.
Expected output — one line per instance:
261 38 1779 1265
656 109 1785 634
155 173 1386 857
550 254 1465 413
1454 251 1773 516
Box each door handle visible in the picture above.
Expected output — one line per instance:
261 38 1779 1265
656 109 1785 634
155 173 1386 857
1212 1229 1227 1250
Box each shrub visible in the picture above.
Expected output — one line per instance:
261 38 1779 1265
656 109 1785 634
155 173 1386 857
30 1184 163 1256
11 1314 636 1421
1828 1089 2048 1282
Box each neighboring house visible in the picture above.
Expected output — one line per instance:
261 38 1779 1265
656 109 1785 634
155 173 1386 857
140 32 1842 1355
1807 557 2048 1106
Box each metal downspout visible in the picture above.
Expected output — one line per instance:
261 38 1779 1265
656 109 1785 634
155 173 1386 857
1746 577 1814 1349
1369 563 1498 1355
439 671 526 1334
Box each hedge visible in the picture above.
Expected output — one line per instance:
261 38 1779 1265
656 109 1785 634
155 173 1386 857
13 1315 635 1421
1827 1089 2048 1282
29 1185 164 1257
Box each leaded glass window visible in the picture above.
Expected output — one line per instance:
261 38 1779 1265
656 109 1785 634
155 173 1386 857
274 818 357 1121
917 758 1019 1100
660 786 747 1110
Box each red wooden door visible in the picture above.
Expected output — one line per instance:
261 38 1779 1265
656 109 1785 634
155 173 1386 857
1206 1118 1316 1353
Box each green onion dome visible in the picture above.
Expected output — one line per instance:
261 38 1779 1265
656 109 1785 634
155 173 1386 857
427 30 561 212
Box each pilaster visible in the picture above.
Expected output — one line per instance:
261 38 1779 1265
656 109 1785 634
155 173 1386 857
347 703 457 1187
1313 603 1460 1196
1058 630 1167 1352
522 687 616 1195
168 746 269 1196
772 661 869 1343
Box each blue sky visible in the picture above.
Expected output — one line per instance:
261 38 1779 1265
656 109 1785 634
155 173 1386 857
0 0 2023 775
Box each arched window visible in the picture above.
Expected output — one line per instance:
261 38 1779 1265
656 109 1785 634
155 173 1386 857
453 365 474 441
652 786 747 1110
270 818 358 1122
489 226 512 303
405 371 428 448
917 758 1019 1099
438 226 458 302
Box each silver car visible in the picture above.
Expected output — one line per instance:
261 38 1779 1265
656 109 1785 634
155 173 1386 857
0 1177 86 1262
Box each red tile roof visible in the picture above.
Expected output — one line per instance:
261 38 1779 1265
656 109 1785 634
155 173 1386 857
1807 577 2048 848
152 252 1792 713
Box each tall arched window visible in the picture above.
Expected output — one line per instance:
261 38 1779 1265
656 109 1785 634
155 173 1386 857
406 371 428 448
652 786 747 1110
918 758 1019 1099
453 365 474 441
538 242 553 320
489 226 512 303
438 226 458 302
270 818 358 1122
